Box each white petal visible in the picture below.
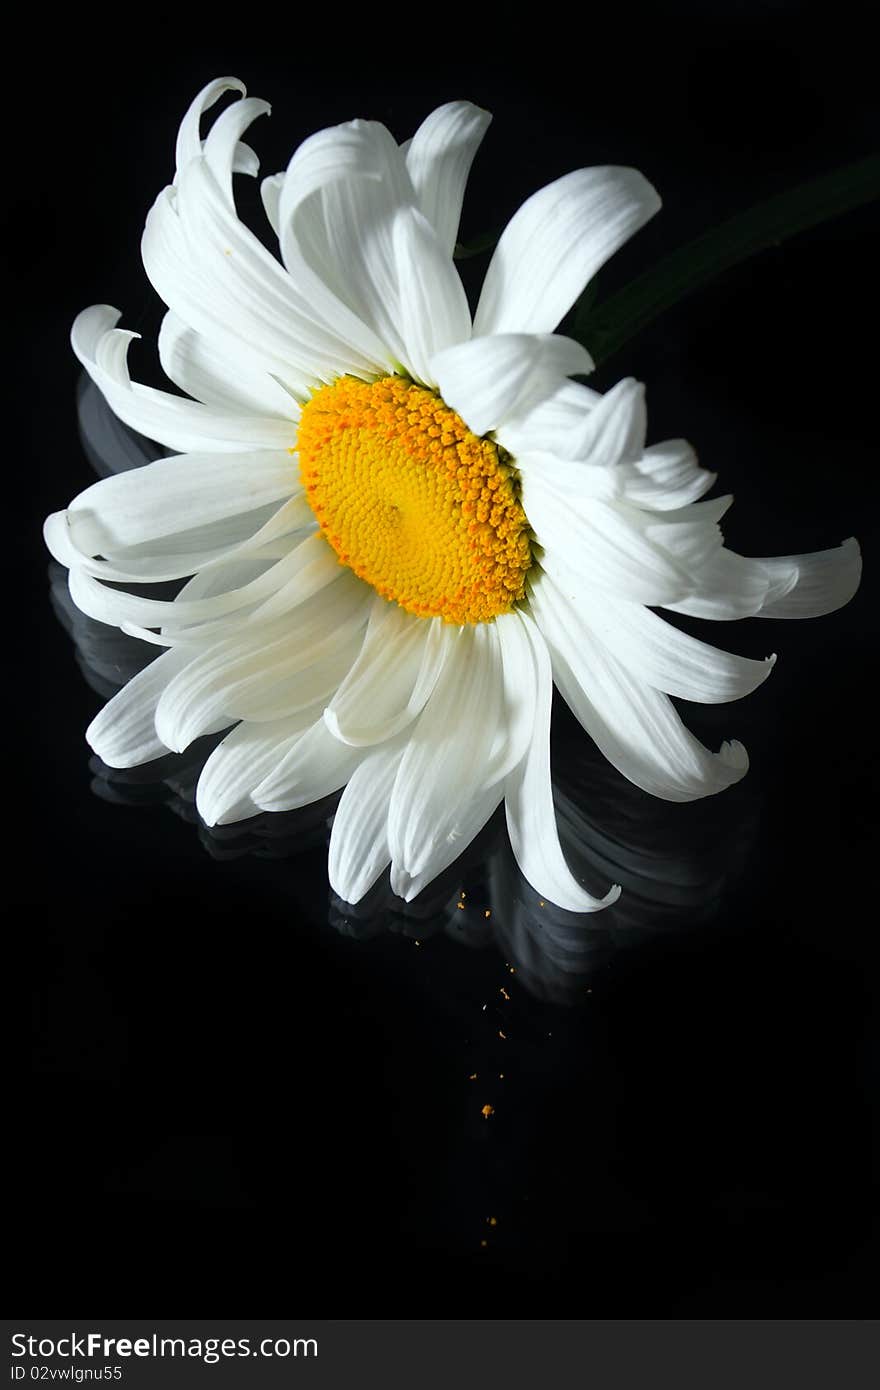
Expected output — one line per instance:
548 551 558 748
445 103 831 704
66 448 297 555
202 95 270 203
495 378 601 457
642 495 731 570
431 333 593 437
663 548 798 620
174 77 246 175
175 156 383 384
86 647 191 767
388 623 504 883
502 607 619 912
67 531 320 637
511 379 651 505
245 531 352 623
528 573 750 801
757 538 862 618
196 704 328 826
574 587 777 702
233 642 364 728
252 718 366 812
92 544 315 651
111 504 300 562
173 76 260 185
72 306 297 453
260 172 284 238
328 745 404 903
570 377 646 466
278 118 415 368
390 779 504 903
474 166 661 335
505 376 645 471
231 635 363 723
154 577 369 751
392 208 471 385
46 493 309 586
405 101 492 256
143 187 303 397
324 599 445 747
172 549 289 602
624 438 716 510
230 141 260 178
524 484 691 605
514 452 625 502
143 160 380 398
490 609 542 781
158 310 296 418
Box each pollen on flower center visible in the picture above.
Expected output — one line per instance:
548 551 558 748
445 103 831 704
297 375 533 624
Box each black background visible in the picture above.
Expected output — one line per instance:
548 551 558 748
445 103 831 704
9 3 879 1314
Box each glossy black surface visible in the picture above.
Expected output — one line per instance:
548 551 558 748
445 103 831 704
15 9 879 1311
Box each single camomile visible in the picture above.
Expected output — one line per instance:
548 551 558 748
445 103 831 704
45 77 861 912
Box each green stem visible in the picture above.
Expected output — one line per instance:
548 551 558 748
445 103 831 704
572 153 880 369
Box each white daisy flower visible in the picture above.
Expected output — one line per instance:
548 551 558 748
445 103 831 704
44 77 861 913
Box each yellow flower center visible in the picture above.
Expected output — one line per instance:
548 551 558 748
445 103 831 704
297 375 533 625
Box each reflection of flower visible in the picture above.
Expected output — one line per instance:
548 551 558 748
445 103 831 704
331 720 759 1002
45 78 860 912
